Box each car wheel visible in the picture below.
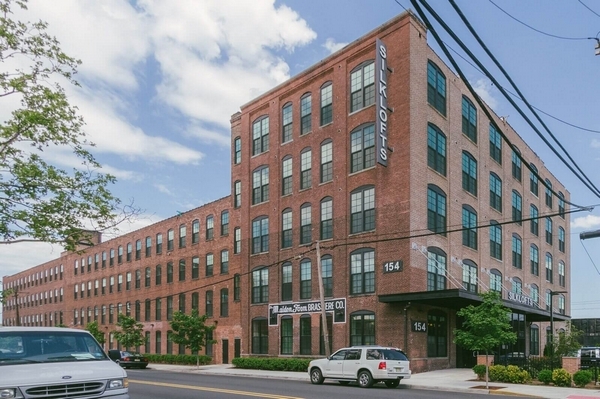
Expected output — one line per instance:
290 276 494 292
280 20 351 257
358 370 373 388
310 368 324 385
385 380 400 388
339 381 350 386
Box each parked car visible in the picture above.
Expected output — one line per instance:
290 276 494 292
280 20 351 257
108 350 148 369
308 345 411 388
0 326 129 398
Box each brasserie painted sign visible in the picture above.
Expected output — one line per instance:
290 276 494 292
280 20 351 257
268 298 346 325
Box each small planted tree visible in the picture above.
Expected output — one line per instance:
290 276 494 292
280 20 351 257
169 308 216 368
85 321 106 347
112 314 145 350
455 291 517 389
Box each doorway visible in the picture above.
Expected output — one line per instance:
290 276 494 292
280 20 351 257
222 339 229 364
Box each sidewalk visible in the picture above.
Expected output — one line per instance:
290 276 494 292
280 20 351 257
142 363 600 399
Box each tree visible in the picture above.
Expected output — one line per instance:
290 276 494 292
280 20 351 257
170 309 217 368
85 321 106 347
112 314 144 350
0 287 13 304
544 322 583 363
0 0 137 251
454 291 517 389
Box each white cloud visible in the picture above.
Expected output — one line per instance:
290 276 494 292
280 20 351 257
591 139 600 149
0 242 65 279
472 78 498 111
571 214 600 230
323 38 348 54
154 184 174 196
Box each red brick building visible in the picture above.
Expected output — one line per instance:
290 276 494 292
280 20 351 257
2 11 570 372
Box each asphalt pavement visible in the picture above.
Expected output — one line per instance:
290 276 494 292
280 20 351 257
142 363 600 399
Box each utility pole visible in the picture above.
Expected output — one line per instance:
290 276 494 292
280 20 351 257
580 229 600 240
316 241 330 357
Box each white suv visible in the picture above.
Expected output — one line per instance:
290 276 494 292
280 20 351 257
308 345 411 388
0 327 129 398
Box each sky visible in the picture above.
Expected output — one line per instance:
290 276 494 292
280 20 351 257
1 0 600 319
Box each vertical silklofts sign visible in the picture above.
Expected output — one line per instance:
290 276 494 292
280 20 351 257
375 38 389 167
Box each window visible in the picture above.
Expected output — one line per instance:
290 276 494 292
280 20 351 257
110 249 115 266
545 179 553 208
192 219 200 244
489 123 502 163
320 197 333 240
462 96 477 142
462 151 477 196
427 247 446 291
178 259 186 281
281 263 292 301
530 244 539 276
252 216 269 254
282 103 293 143
282 156 292 195
102 251 107 268
206 216 214 240
145 237 151 257
118 246 123 264
144 300 151 322
350 61 375 112
300 315 312 355
427 185 446 235
300 149 312 189
145 267 151 287
192 256 199 279
252 116 269 155
558 295 565 315
351 186 375 234
252 318 268 354
234 227 241 254
135 269 141 289
490 222 502 260
118 274 123 292
530 325 540 356
167 229 174 251
234 137 242 164
489 173 502 212
300 93 312 134
558 261 565 287
530 164 539 196
279 209 293 249
512 190 522 224
545 217 553 245
350 248 375 294
206 253 213 276
558 192 565 218
281 316 293 355
559 227 565 252
234 180 241 208
350 311 375 346
462 205 477 250
126 243 132 262
320 140 333 183
512 234 522 269
320 83 333 125
156 233 163 254
300 259 312 299
512 148 522 181
220 250 229 274
546 290 551 312
545 253 553 283
322 255 333 298
350 124 375 172
530 205 539 236
252 267 269 304
531 284 539 305
205 291 213 317
462 260 477 293
166 296 173 320
427 61 446 116
252 166 269 204
155 298 162 321
234 274 240 301
156 265 162 285
179 293 186 313
427 123 446 176
427 310 447 357
167 262 173 283
220 288 228 317
490 269 502 293
300 203 312 245
179 224 186 248
511 277 522 294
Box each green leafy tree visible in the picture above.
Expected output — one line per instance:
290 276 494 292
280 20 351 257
454 291 517 389
112 314 144 350
0 288 14 304
0 0 137 251
170 309 217 368
544 322 583 365
85 321 106 347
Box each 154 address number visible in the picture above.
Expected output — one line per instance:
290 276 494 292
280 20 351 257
383 260 403 273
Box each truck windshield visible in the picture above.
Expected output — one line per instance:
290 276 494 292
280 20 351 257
0 331 108 365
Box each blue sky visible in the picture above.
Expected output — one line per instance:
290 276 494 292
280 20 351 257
2 0 600 318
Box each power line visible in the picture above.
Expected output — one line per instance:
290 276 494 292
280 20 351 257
580 239 600 277
578 0 600 19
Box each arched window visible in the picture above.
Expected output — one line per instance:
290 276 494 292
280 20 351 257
462 259 477 293
320 82 333 125
280 316 293 354
282 156 292 195
427 184 446 235
350 123 375 172
530 163 539 196
252 317 268 354
320 197 333 240
512 233 522 269
252 116 269 155
490 269 502 293
462 96 477 142
350 186 375 233
427 247 446 291
427 60 446 115
252 166 269 205
350 248 375 294
530 325 540 355
281 262 292 301
350 61 375 112
428 123 446 176
462 205 477 249
300 93 312 135
282 102 293 143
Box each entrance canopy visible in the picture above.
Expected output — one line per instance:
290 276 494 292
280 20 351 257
379 289 570 322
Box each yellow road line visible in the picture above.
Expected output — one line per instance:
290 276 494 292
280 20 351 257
129 379 305 399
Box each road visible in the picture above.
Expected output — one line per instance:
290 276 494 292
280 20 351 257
127 368 533 399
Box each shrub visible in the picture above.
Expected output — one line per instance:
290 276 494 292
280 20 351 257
472 364 487 380
524 356 552 379
573 370 593 388
232 357 312 372
143 353 212 365
504 365 531 384
552 368 572 387
538 369 553 385
488 365 506 382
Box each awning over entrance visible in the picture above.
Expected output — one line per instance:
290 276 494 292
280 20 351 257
378 288 570 322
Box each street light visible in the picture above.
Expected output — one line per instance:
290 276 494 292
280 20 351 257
549 290 567 371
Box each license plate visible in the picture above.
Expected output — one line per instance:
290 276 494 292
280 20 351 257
134 359 140 361
394 367 403 371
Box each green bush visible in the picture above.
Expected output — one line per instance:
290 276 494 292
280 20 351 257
573 370 593 387
538 369 553 385
504 365 531 384
524 357 552 379
472 364 487 380
552 368 572 387
488 365 506 382
232 357 312 372
143 353 212 365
